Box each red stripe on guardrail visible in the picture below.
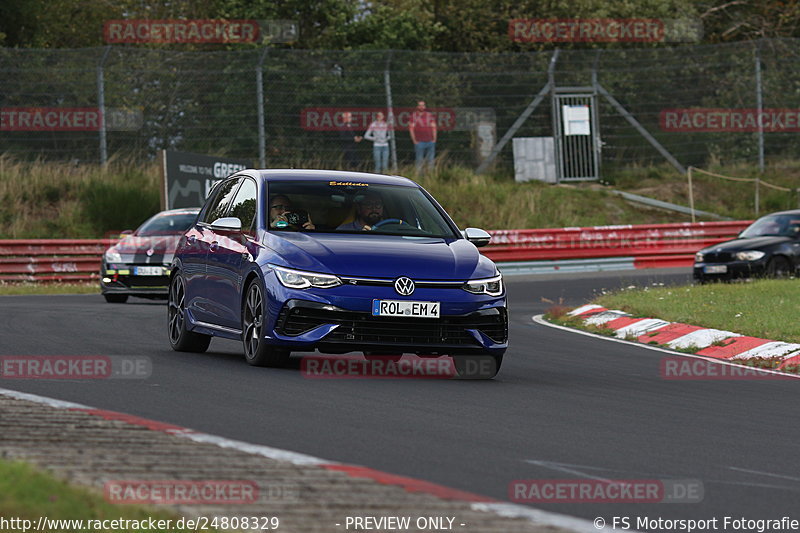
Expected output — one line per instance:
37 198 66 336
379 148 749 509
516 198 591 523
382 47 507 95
0 221 749 282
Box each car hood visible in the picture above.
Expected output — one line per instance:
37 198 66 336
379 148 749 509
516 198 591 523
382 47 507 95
107 235 183 263
264 232 496 280
701 236 791 253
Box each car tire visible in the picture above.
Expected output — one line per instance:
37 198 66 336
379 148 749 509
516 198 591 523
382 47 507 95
452 354 503 380
766 256 791 278
242 280 290 367
167 273 211 353
104 294 128 303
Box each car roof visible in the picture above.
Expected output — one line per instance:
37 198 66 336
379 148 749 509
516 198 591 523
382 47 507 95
758 209 800 217
252 169 418 187
157 207 201 216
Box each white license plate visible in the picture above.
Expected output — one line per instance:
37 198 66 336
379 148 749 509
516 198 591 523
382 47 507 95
372 299 440 318
134 266 163 276
704 265 727 274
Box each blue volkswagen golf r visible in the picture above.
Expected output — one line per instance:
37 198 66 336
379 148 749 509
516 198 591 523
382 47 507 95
168 170 507 378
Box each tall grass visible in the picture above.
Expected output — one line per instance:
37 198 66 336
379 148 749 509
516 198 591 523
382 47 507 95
0 154 159 238
0 154 745 239
608 159 800 219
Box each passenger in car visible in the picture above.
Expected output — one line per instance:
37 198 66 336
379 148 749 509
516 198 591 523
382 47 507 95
269 195 315 230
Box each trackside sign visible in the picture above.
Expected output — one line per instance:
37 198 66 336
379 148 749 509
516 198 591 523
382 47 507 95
162 150 252 209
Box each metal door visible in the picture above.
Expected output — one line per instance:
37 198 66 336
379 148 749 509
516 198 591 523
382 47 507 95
552 90 601 181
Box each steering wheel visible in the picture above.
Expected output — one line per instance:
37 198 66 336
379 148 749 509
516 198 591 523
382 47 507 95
371 218 405 230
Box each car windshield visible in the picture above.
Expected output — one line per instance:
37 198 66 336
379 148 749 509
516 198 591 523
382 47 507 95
266 180 460 238
740 214 800 238
137 212 198 236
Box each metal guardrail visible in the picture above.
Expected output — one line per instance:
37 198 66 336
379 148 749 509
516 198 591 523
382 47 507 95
0 221 749 282
0 239 114 282
480 220 750 267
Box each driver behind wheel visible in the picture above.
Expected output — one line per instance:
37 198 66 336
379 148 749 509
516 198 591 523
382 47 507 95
337 192 386 231
269 195 315 230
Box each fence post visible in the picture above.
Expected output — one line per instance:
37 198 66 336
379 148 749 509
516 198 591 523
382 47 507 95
550 49 562 182
755 40 765 172
96 46 112 165
257 48 269 168
384 51 398 173
755 178 760 217
687 166 696 223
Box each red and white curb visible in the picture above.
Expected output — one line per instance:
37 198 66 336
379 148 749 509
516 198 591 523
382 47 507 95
563 304 800 371
0 386 597 533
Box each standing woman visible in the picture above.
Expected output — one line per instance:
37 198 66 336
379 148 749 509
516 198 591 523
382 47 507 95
364 111 390 173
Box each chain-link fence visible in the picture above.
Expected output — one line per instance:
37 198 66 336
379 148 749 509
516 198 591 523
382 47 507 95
2 39 800 175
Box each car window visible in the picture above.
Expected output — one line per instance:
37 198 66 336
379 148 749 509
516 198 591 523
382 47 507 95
202 178 240 224
740 214 799 238
228 178 258 232
266 180 459 238
137 212 198 235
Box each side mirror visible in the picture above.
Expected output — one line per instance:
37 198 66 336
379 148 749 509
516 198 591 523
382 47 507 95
209 217 242 232
462 227 491 248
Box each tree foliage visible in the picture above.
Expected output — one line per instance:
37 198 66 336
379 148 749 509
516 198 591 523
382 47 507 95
2 0 799 51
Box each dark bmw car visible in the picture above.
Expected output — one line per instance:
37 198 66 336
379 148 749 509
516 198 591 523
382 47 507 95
101 208 200 303
167 170 507 378
694 210 800 282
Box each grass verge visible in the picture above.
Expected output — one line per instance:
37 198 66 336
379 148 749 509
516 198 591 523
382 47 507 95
1 156 699 239
0 282 99 296
593 279 800 343
0 459 207 532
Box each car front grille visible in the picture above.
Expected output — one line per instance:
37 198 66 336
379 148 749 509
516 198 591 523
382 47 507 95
703 252 733 263
276 303 507 346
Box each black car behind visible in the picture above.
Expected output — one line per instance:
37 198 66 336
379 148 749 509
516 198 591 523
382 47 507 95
694 210 800 282
101 208 200 303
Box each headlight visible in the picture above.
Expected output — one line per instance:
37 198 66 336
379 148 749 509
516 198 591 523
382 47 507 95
695 252 704 263
271 265 341 289
462 275 504 296
735 250 765 261
104 250 122 263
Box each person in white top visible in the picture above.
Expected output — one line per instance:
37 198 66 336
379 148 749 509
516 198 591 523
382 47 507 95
363 111 390 173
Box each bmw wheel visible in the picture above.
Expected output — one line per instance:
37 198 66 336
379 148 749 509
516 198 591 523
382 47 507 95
242 281 290 367
766 256 791 278
168 273 211 352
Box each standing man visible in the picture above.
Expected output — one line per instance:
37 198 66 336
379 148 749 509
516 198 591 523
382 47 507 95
409 100 437 174
338 111 363 170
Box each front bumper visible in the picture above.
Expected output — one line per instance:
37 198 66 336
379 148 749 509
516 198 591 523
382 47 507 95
100 262 171 297
266 299 508 356
693 259 767 281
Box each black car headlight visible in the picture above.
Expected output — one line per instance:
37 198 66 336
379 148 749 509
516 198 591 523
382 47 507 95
695 252 704 263
104 249 123 263
735 250 765 261
462 275 504 297
271 265 342 289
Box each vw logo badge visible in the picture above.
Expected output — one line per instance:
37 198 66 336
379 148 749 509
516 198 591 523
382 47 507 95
394 276 415 296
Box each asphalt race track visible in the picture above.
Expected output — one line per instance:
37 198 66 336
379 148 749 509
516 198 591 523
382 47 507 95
2 267 799 526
